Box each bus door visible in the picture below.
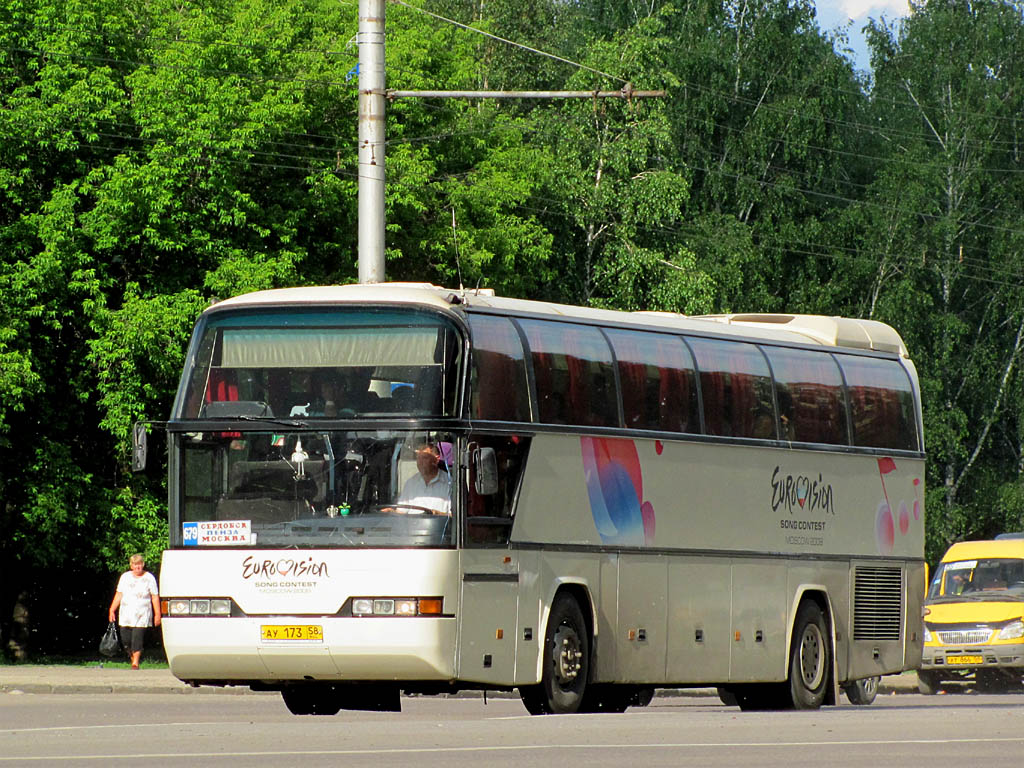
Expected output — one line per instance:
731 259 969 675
457 434 529 686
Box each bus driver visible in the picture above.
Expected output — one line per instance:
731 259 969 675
394 442 451 516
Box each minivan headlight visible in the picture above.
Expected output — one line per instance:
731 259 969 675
998 619 1024 641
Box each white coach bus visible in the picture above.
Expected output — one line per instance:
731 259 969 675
154 283 925 714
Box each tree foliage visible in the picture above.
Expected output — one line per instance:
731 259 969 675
3 0 1024 654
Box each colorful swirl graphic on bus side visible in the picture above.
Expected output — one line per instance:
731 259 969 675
874 457 923 554
581 437 656 546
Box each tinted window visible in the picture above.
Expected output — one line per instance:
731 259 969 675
465 434 530 546
836 356 919 450
605 329 699 433
468 315 531 422
519 319 618 427
762 346 849 445
689 337 775 439
179 308 462 419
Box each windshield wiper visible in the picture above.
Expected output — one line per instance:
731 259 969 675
225 415 309 428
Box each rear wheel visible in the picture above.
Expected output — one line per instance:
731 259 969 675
844 675 880 705
788 601 831 710
519 594 590 715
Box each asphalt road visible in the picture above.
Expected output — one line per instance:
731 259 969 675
3 691 1024 767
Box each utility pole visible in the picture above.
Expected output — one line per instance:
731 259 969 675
358 0 386 284
356 0 664 284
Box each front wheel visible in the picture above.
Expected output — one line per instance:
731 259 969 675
281 686 341 716
519 594 590 715
788 601 831 709
974 668 1021 693
844 675 880 705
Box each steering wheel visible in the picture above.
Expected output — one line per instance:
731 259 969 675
375 503 447 516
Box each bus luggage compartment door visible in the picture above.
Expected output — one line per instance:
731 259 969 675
457 551 520 685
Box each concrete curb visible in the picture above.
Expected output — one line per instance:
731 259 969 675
0 666 921 698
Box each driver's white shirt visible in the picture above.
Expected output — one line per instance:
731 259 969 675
398 471 451 515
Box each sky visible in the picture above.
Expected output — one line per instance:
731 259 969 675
812 0 911 72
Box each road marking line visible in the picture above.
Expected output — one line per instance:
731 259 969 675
4 737 1024 761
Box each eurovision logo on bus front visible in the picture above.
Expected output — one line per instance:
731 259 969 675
580 437 656 546
241 555 329 594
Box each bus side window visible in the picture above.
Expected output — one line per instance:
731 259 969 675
837 356 919 451
465 435 530 546
467 315 531 422
762 346 848 445
689 337 775 439
519 319 618 428
606 329 698 434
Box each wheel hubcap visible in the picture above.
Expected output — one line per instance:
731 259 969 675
799 623 825 689
553 625 583 686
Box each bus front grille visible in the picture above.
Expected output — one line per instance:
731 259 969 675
853 566 903 641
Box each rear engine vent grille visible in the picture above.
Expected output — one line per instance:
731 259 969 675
853 567 903 641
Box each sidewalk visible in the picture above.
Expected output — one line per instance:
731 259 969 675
0 665 273 696
0 665 922 697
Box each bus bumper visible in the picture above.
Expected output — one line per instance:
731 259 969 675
162 616 458 684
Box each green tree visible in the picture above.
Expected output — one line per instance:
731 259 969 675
864 0 1024 560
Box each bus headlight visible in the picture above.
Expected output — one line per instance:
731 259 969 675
923 625 933 643
998 620 1024 640
163 598 234 616
210 599 231 615
168 599 191 616
190 599 210 615
350 597 443 617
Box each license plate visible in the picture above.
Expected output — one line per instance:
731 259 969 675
261 625 323 641
945 654 983 665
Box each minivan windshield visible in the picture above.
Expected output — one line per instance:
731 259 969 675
927 558 1024 602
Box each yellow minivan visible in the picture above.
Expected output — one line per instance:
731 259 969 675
919 537 1024 694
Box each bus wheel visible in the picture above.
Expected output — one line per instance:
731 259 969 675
844 676 880 705
520 594 590 715
975 669 1019 694
281 686 342 716
629 686 655 707
916 670 941 695
580 684 653 712
788 601 831 709
734 683 788 711
717 687 738 707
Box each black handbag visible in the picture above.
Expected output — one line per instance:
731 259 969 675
99 621 121 657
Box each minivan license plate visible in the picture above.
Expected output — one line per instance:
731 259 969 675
945 654 982 665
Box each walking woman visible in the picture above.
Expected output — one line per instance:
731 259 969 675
108 554 161 669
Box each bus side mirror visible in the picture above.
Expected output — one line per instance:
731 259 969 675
473 447 498 495
132 422 148 473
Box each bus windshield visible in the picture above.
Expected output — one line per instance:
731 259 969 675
177 307 463 420
178 429 455 548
